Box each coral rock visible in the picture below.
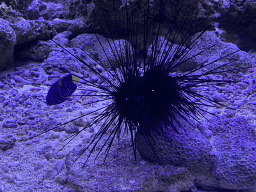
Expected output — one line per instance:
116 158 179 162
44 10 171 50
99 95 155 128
10 18 53 45
0 135 16 151
137 116 256 190
0 18 16 71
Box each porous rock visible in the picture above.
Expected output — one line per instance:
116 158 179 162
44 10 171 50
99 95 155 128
0 2 23 23
69 0 93 18
218 1 256 51
147 36 195 72
94 37 134 69
42 46 96 77
136 116 216 174
27 0 70 20
0 18 16 71
27 0 47 20
0 135 16 151
53 32 133 69
91 0 212 35
1 0 33 16
10 18 54 45
19 40 51 61
209 116 256 189
52 18 73 33
70 33 98 59
187 31 250 72
146 31 250 73
136 116 256 190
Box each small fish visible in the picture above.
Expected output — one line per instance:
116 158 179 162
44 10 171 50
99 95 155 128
46 74 78 105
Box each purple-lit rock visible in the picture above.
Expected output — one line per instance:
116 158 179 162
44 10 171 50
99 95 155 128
137 116 256 189
0 18 16 71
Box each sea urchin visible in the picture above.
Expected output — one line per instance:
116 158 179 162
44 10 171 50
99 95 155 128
32 0 243 164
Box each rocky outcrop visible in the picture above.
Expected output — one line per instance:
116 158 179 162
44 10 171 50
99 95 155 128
0 19 16 71
136 116 256 190
10 18 54 45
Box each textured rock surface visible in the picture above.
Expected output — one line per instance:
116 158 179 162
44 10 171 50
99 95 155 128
91 0 212 34
19 40 51 61
91 0 214 55
190 30 250 72
27 0 70 20
0 18 16 71
95 38 134 69
42 46 96 76
0 135 16 151
136 117 216 173
136 116 256 190
27 0 47 20
217 0 256 51
10 18 54 45
70 33 99 59
0 2 23 23
210 117 256 189
91 0 256 52
1 0 33 16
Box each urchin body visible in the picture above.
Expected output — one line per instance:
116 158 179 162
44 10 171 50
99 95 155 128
112 67 185 130
38 0 244 164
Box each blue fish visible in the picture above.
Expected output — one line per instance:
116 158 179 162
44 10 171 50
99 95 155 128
46 74 78 105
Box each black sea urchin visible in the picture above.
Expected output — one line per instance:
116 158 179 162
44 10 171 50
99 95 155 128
35 0 243 164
